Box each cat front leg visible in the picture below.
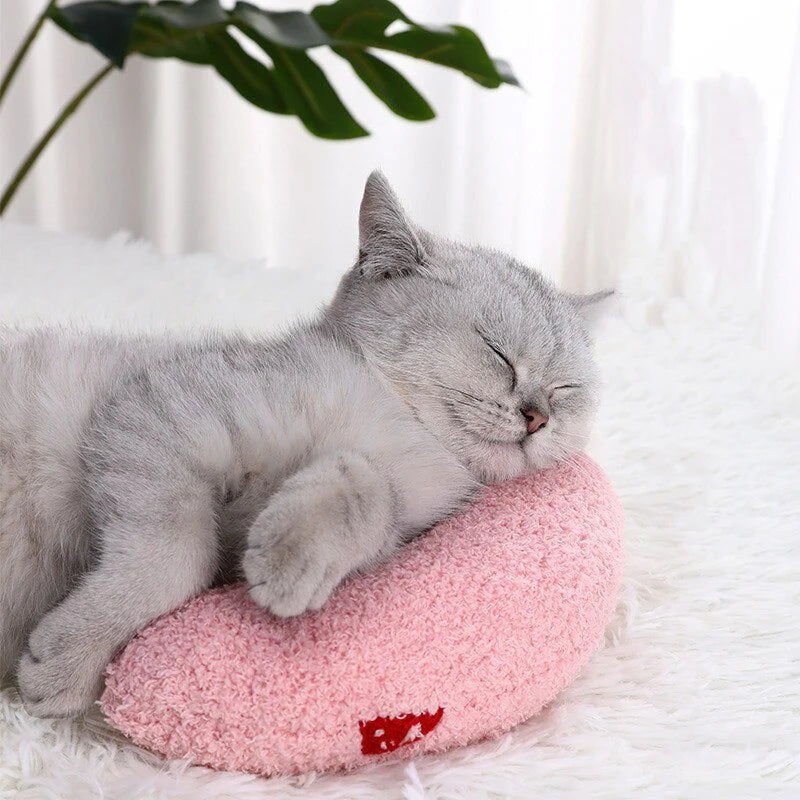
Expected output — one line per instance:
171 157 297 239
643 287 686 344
243 451 398 617
17 482 218 717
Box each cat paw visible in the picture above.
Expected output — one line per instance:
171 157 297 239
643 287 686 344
243 453 392 617
243 507 353 617
17 613 105 717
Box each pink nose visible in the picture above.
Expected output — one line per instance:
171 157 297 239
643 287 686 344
522 407 549 434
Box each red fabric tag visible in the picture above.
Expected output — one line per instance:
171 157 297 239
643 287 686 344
359 707 444 755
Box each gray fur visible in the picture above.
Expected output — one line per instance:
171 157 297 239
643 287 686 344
0 171 611 716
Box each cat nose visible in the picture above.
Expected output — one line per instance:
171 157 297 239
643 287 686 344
521 406 549 434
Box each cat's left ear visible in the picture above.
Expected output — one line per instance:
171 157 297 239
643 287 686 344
567 289 617 330
358 170 427 279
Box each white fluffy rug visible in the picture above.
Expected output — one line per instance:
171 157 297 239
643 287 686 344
1 223 798 800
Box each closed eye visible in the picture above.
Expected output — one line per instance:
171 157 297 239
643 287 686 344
549 383 582 400
476 327 517 391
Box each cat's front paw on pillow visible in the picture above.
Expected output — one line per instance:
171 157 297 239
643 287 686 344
243 451 396 616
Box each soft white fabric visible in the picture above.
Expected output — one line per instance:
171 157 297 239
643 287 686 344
760 10 800 363
2 1 800 355
0 222 798 800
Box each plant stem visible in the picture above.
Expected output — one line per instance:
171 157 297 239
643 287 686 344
0 63 114 216
0 0 56 108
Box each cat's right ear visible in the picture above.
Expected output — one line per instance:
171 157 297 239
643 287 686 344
567 288 618 330
358 171 426 279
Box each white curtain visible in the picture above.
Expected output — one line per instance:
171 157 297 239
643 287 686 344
2 1 799 356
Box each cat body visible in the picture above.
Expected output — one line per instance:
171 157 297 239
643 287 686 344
0 322 472 711
0 173 610 716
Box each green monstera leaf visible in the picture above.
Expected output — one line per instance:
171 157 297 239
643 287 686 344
47 0 519 139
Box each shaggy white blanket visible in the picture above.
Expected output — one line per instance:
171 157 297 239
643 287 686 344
0 223 798 800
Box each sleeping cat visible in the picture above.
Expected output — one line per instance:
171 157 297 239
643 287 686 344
0 172 612 717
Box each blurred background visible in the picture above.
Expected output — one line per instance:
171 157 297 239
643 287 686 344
2 0 799 359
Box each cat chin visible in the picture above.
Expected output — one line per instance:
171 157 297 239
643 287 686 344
524 452 560 473
522 429 589 473
465 442 529 484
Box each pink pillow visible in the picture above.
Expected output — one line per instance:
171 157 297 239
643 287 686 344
102 455 624 776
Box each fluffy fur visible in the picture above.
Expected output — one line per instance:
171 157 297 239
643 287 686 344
0 221 797 800
0 173 608 717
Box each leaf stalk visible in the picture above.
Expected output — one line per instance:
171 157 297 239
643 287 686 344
0 0 56 108
0 62 114 215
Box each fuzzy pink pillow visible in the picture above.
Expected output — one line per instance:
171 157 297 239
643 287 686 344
101 455 624 776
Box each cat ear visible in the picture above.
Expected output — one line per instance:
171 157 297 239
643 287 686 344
567 289 617 329
358 170 426 279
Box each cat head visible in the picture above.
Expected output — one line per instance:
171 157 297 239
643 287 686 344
325 171 613 484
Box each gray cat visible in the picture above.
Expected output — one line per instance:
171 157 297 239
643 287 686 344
0 172 611 717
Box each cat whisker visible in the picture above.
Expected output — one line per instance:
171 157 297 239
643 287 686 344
389 380 491 412
373 364 489 407
432 382 486 405
536 444 595 482
388 384 480 408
